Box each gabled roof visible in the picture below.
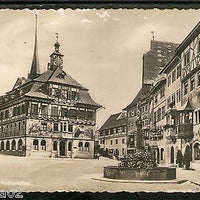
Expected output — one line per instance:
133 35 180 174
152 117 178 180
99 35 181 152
123 84 151 110
99 112 127 131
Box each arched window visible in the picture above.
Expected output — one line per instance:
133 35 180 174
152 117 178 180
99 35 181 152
161 148 164 160
68 142 72 151
1 141 4 150
194 143 200 160
33 139 39 150
11 140 16 150
18 139 23 150
41 140 46 151
53 141 57 151
78 142 83 151
6 140 10 150
157 148 160 163
84 142 89 152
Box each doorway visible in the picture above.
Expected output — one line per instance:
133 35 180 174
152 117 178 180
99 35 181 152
60 141 66 156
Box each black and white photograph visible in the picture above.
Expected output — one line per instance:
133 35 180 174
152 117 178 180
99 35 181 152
0 8 200 193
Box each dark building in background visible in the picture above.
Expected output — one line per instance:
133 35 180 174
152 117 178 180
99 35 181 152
142 40 179 85
124 40 179 153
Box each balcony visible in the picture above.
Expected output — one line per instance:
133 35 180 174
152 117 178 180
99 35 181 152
177 123 193 139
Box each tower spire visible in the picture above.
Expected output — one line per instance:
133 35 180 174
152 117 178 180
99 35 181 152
29 12 40 79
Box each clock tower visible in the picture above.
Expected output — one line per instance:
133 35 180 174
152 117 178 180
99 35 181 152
49 33 64 71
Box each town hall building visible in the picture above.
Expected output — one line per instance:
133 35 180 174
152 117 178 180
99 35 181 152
0 16 101 158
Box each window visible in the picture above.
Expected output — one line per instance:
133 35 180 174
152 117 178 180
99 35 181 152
68 124 73 132
61 108 68 118
60 122 63 132
161 148 164 160
68 142 72 151
41 122 47 131
154 112 156 124
154 94 158 104
184 81 189 95
41 140 46 150
198 111 200 124
190 77 195 91
33 139 39 150
172 70 176 83
11 140 16 150
122 138 125 144
184 51 190 66
53 141 57 151
176 89 181 103
177 65 181 78
53 122 59 132
6 140 10 150
110 128 114 134
168 74 171 87
63 122 67 132
157 108 161 122
69 109 76 119
198 40 200 54
18 139 23 150
31 103 38 115
198 72 200 86
78 109 85 119
195 111 198 124
5 110 9 119
110 140 113 145
172 93 176 105
116 139 118 144
78 142 83 151
51 106 58 117
85 142 89 151
161 106 165 119
86 111 93 119
160 87 164 98
41 104 48 116
167 97 171 108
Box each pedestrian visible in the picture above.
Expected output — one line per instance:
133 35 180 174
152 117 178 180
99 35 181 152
97 153 100 160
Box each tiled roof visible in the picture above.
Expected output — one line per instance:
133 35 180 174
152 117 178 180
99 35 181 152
48 67 83 88
78 90 101 108
99 112 127 131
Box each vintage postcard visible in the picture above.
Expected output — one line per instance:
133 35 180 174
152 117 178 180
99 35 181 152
0 8 199 194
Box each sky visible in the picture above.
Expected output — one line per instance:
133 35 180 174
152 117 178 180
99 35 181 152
0 9 199 128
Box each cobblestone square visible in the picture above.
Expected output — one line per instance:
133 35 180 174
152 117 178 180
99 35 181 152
0 154 199 192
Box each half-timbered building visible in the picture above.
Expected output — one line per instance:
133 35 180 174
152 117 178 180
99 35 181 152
0 16 101 158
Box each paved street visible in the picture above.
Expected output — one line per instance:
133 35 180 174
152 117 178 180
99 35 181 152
0 154 199 192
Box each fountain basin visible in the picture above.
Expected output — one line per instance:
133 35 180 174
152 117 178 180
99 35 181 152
104 166 176 180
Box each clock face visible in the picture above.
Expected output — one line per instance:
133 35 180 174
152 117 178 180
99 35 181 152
51 55 63 66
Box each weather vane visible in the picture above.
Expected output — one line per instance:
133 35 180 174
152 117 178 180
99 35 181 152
151 31 155 41
34 10 38 19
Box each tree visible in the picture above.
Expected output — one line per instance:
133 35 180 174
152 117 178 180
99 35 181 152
176 150 183 168
184 146 191 170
